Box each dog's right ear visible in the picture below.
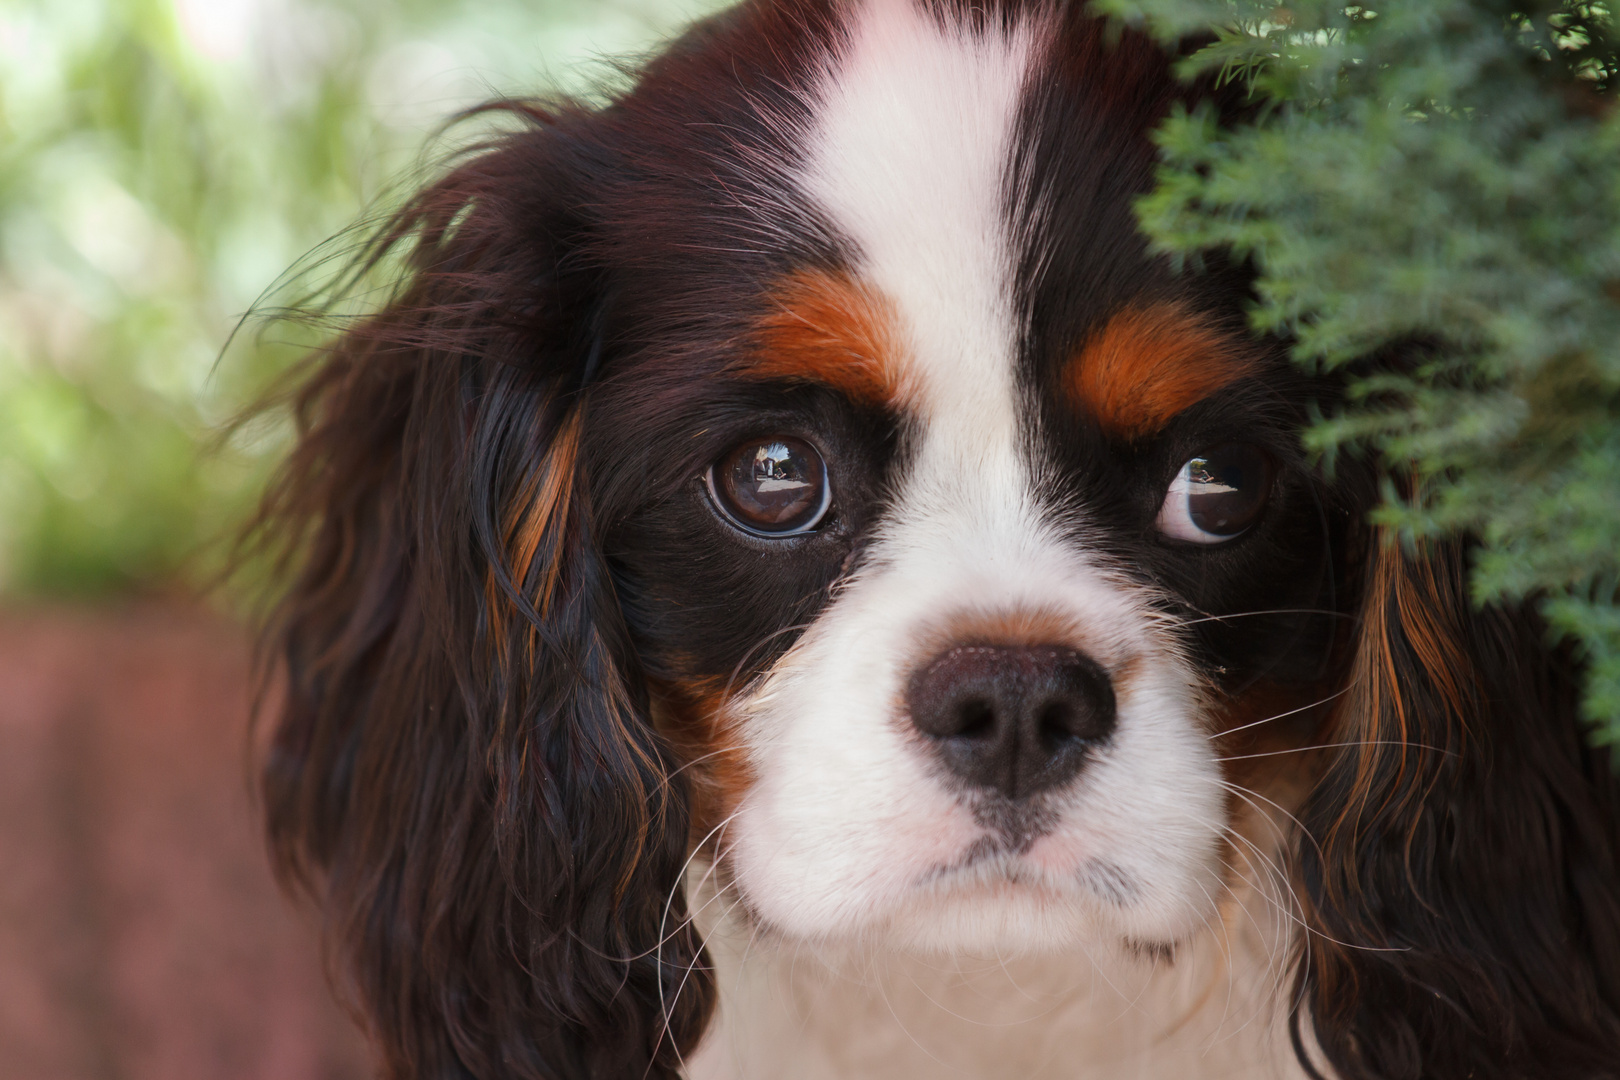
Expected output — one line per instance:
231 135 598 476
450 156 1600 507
250 107 713 1079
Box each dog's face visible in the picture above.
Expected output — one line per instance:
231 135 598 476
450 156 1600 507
257 2 1620 1077
592 0 1338 955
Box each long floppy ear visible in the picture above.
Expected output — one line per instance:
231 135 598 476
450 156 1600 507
252 110 712 1079
1294 533 1620 1079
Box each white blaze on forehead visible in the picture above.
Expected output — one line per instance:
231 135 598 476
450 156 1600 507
801 0 1046 435
722 0 1225 949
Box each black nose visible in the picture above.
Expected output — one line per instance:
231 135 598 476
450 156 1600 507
905 644 1116 800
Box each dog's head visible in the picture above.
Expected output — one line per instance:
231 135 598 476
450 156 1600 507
255 2 1620 1078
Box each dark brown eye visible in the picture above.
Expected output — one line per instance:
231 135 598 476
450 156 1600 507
706 436 831 536
1156 443 1273 544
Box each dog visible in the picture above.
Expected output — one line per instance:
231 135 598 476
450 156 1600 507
253 1 1620 1077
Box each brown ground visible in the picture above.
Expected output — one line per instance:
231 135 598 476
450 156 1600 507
0 604 373 1080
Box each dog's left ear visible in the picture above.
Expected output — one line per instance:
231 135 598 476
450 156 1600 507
1295 533 1620 1079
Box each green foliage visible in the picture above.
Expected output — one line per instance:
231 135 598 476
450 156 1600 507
0 0 724 598
1091 0 1620 742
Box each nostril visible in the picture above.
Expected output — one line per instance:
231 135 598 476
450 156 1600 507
1036 700 1079 744
1048 654 1116 743
956 698 996 738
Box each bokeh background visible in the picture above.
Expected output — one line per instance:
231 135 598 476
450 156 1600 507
0 1 723 1076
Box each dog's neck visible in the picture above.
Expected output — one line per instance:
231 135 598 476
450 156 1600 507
687 914 1307 1078
684 846 1316 1080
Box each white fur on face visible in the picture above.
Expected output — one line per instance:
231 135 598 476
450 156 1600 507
722 0 1227 953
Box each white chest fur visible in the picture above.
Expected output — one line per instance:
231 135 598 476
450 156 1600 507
684 869 1316 1080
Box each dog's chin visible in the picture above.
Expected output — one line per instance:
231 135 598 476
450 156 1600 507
873 862 1214 958
870 880 1116 956
713 852 1217 961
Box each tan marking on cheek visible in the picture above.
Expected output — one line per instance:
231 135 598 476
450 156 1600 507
744 268 911 408
1213 681 1333 784
1067 301 1257 440
1210 679 1334 885
651 676 756 845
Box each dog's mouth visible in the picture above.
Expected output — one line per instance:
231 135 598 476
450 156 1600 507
918 832 1145 908
932 790 1147 903
701 812 1218 961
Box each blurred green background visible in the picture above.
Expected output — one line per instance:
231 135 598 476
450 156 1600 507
0 0 727 599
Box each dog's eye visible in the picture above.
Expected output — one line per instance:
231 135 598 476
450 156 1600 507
1156 444 1273 544
707 436 831 536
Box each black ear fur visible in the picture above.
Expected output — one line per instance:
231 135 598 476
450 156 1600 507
1295 533 1620 1079
253 109 712 1080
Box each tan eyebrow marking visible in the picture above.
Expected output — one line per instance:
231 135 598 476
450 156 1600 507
740 268 911 408
1066 301 1258 440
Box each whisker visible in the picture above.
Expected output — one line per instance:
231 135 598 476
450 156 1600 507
872 945 956 1071
735 879 772 977
1208 778 1319 860
899 966 1067 1029
1180 787 1302 957
1211 781 1409 955
722 621 814 701
1186 875 1243 1044
659 743 750 790
1198 861 1279 1046
597 812 742 965
1196 785 1310 948
1168 607 1355 631
1212 839 1316 1030
651 814 741 1075
1209 684 1353 740
1210 829 1317 960
1070 932 1147 1026
993 943 1043 1006
1217 740 1455 763
1216 824 1303 939
659 870 746 1078
1209 773 1338 976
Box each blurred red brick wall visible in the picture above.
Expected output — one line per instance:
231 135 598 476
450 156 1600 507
0 605 373 1080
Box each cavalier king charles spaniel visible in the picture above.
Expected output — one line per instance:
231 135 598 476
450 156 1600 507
254 1 1620 1077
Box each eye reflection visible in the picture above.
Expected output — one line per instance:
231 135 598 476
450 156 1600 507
1156 444 1272 544
707 436 831 536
